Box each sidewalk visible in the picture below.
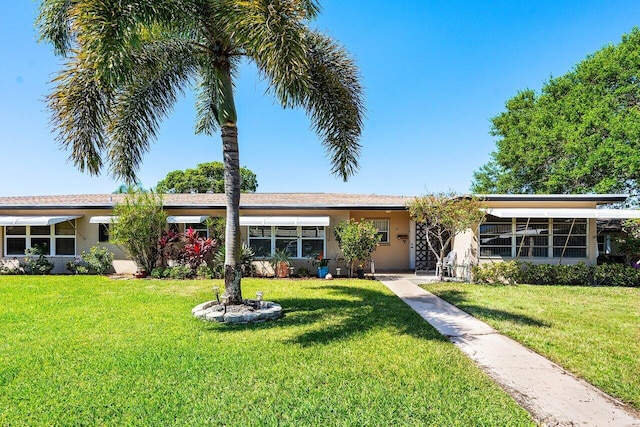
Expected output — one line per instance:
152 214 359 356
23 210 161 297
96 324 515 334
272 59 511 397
378 275 640 426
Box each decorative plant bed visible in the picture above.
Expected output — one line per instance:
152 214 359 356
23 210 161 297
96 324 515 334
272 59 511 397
192 299 282 324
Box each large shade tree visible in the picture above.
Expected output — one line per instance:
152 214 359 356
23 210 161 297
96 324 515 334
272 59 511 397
156 161 258 194
38 0 364 303
471 29 640 198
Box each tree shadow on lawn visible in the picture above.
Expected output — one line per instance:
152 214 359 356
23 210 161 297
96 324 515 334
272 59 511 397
205 284 451 347
433 289 550 328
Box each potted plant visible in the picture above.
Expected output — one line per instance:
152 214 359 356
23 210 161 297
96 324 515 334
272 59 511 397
269 249 291 278
356 263 365 279
312 253 330 278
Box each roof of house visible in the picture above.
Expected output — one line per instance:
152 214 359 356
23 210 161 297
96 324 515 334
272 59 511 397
0 193 414 210
477 194 628 203
0 193 628 211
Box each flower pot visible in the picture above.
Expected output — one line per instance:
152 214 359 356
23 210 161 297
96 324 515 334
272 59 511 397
317 266 329 278
356 268 365 279
135 269 149 278
276 261 289 278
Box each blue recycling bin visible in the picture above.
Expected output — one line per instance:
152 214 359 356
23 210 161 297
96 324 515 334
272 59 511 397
317 266 329 278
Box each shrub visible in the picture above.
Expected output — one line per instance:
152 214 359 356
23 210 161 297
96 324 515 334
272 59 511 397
334 219 382 277
180 228 218 273
213 244 255 278
67 246 114 275
0 259 24 275
474 261 640 287
166 265 193 279
518 263 557 285
592 263 640 287
472 261 520 285
110 191 167 273
554 263 591 286
21 246 54 275
196 264 214 279
150 267 166 279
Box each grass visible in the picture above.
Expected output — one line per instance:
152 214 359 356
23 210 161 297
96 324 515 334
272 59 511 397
0 276 533 426
422 282 640 410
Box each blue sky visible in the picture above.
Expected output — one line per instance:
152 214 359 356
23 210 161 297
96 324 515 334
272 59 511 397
2 1 640 197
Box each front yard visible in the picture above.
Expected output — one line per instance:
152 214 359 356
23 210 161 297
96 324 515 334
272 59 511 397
422 282 640 410
0 276 533 426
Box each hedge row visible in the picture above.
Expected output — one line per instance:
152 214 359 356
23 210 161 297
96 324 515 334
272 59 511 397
471 261 640 287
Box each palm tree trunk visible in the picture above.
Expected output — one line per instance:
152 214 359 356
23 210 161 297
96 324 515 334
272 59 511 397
218 59 242 304
222 124 243 304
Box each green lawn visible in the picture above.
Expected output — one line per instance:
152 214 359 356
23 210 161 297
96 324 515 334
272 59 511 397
422 282 640 409
0 276 532 426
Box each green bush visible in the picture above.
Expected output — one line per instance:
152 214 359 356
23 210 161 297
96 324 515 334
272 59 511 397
167 265 193 279
196 264 214 279
471 261 519 285
555 263 591 286
592 263 640 287
473 261 640 287
213 244 255 278
0 259 24 275
150 267 166 279
67 246 114 275
21 247 54 275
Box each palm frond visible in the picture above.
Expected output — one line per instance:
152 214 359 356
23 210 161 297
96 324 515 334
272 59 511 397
37 0 74 56
225 0 313 107
107 39 198 182
304 32 365 181
48 51 111 175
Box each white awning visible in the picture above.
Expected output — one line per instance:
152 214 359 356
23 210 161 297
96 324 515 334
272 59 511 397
0 215 81 226
89 216 119 224
167 215 209 224
485 208 640 219
240 216 331 226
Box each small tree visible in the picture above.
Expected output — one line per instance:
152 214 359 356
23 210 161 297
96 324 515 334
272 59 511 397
156 162 258 194
110 191 167 273
407 192 486 280
334 219 382 277
616 219 640 265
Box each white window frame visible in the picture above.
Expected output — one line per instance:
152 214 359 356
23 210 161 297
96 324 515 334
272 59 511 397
370 219 390 244
478 217 588 259
4 221 77 257
247 225 327 259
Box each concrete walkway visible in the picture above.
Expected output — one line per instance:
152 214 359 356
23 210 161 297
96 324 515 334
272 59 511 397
378 275 640 426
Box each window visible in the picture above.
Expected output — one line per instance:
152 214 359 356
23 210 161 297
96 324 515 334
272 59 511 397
516 218 550 258
371 219 390 244
478 216 588 259
248 226 272 258
184 222 209 238
553 218 587 258
98 223 110 243
4 220 76 256
597 235 612 255
479 216 512 257
248 225 326 258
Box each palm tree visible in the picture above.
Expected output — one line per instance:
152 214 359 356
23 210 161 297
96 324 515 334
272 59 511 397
37 0 364 304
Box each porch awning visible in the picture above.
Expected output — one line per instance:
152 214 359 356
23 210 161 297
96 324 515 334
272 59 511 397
89 216 119 224
484 208 640 219
167 215 209 224
239 216 331 226
0 215 81 226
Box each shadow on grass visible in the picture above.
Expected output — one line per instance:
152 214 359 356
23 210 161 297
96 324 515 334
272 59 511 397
205 283 450 346
433 289 550 328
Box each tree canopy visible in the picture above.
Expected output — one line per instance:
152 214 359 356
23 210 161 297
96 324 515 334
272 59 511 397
407 192 486 280
472 28 640 197
38 0 364 304
156 161 257 193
